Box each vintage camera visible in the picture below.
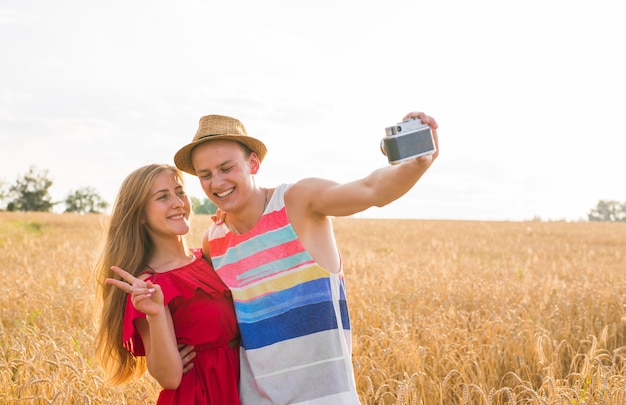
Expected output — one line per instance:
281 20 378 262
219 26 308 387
380 118 436 165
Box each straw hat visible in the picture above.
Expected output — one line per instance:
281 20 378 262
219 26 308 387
174 115 267 175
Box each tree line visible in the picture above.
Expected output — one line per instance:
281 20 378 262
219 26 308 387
0 166 623 220
587 200 626 222
0 166 217 215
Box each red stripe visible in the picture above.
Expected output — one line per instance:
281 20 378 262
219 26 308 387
216 239 308 287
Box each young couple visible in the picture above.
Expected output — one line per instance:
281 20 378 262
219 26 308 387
96 111 439 404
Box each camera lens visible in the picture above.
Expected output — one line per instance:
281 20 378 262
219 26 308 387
396 126 402 133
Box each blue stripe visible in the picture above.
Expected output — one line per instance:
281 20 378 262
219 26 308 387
339 299 350 330
240 301 340 350
235 278 331 323
338 279 347 300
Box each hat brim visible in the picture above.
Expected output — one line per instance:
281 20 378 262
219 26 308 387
174 134 267 175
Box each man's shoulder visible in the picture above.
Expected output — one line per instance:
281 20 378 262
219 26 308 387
287 178 335 196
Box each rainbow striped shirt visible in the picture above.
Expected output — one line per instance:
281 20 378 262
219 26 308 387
208 184 361 404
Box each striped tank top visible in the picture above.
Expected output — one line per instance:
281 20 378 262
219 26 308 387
208 183 361 404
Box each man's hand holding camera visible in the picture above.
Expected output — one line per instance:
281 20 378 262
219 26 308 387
381 111 439 166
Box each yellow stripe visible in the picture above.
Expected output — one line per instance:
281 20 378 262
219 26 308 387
233 264 329 302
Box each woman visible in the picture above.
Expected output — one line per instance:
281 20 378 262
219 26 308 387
95 163 240 404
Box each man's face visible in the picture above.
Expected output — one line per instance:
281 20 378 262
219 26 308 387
191 140 259 212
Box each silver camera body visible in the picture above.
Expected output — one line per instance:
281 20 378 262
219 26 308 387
380 118 436 165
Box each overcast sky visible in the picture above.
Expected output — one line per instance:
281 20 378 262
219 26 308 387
1 0 624 221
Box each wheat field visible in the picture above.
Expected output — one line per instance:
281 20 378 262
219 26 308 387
1 211 625 404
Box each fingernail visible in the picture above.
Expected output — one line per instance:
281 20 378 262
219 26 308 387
148 288 155 293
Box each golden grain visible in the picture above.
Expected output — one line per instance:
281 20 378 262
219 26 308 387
2 212 626 404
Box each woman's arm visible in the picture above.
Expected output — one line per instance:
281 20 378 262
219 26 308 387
134 305 183 389
107 266 183 389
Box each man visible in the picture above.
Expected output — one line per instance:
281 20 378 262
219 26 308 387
174 112 438 404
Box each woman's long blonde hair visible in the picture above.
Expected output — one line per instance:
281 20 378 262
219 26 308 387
94 163 188 384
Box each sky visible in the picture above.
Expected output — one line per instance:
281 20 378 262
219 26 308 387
1 0 624 221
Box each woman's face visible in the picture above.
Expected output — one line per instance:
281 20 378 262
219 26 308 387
143 170 191 238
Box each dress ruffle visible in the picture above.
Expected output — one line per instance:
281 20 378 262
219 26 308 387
122 249 233 355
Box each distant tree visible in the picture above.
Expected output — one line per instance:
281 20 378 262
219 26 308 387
64 186 109 214
6 166 55 212
191 196 217 215
588 200 626 222
0 179 8 210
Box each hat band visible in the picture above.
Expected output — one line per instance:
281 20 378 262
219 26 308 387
198 133 222 140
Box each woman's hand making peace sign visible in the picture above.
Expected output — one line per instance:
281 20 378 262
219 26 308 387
106 266 163 317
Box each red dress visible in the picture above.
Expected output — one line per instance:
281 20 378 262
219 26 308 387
122 249 241 405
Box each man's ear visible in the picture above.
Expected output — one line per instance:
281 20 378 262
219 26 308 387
249 153 261 174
